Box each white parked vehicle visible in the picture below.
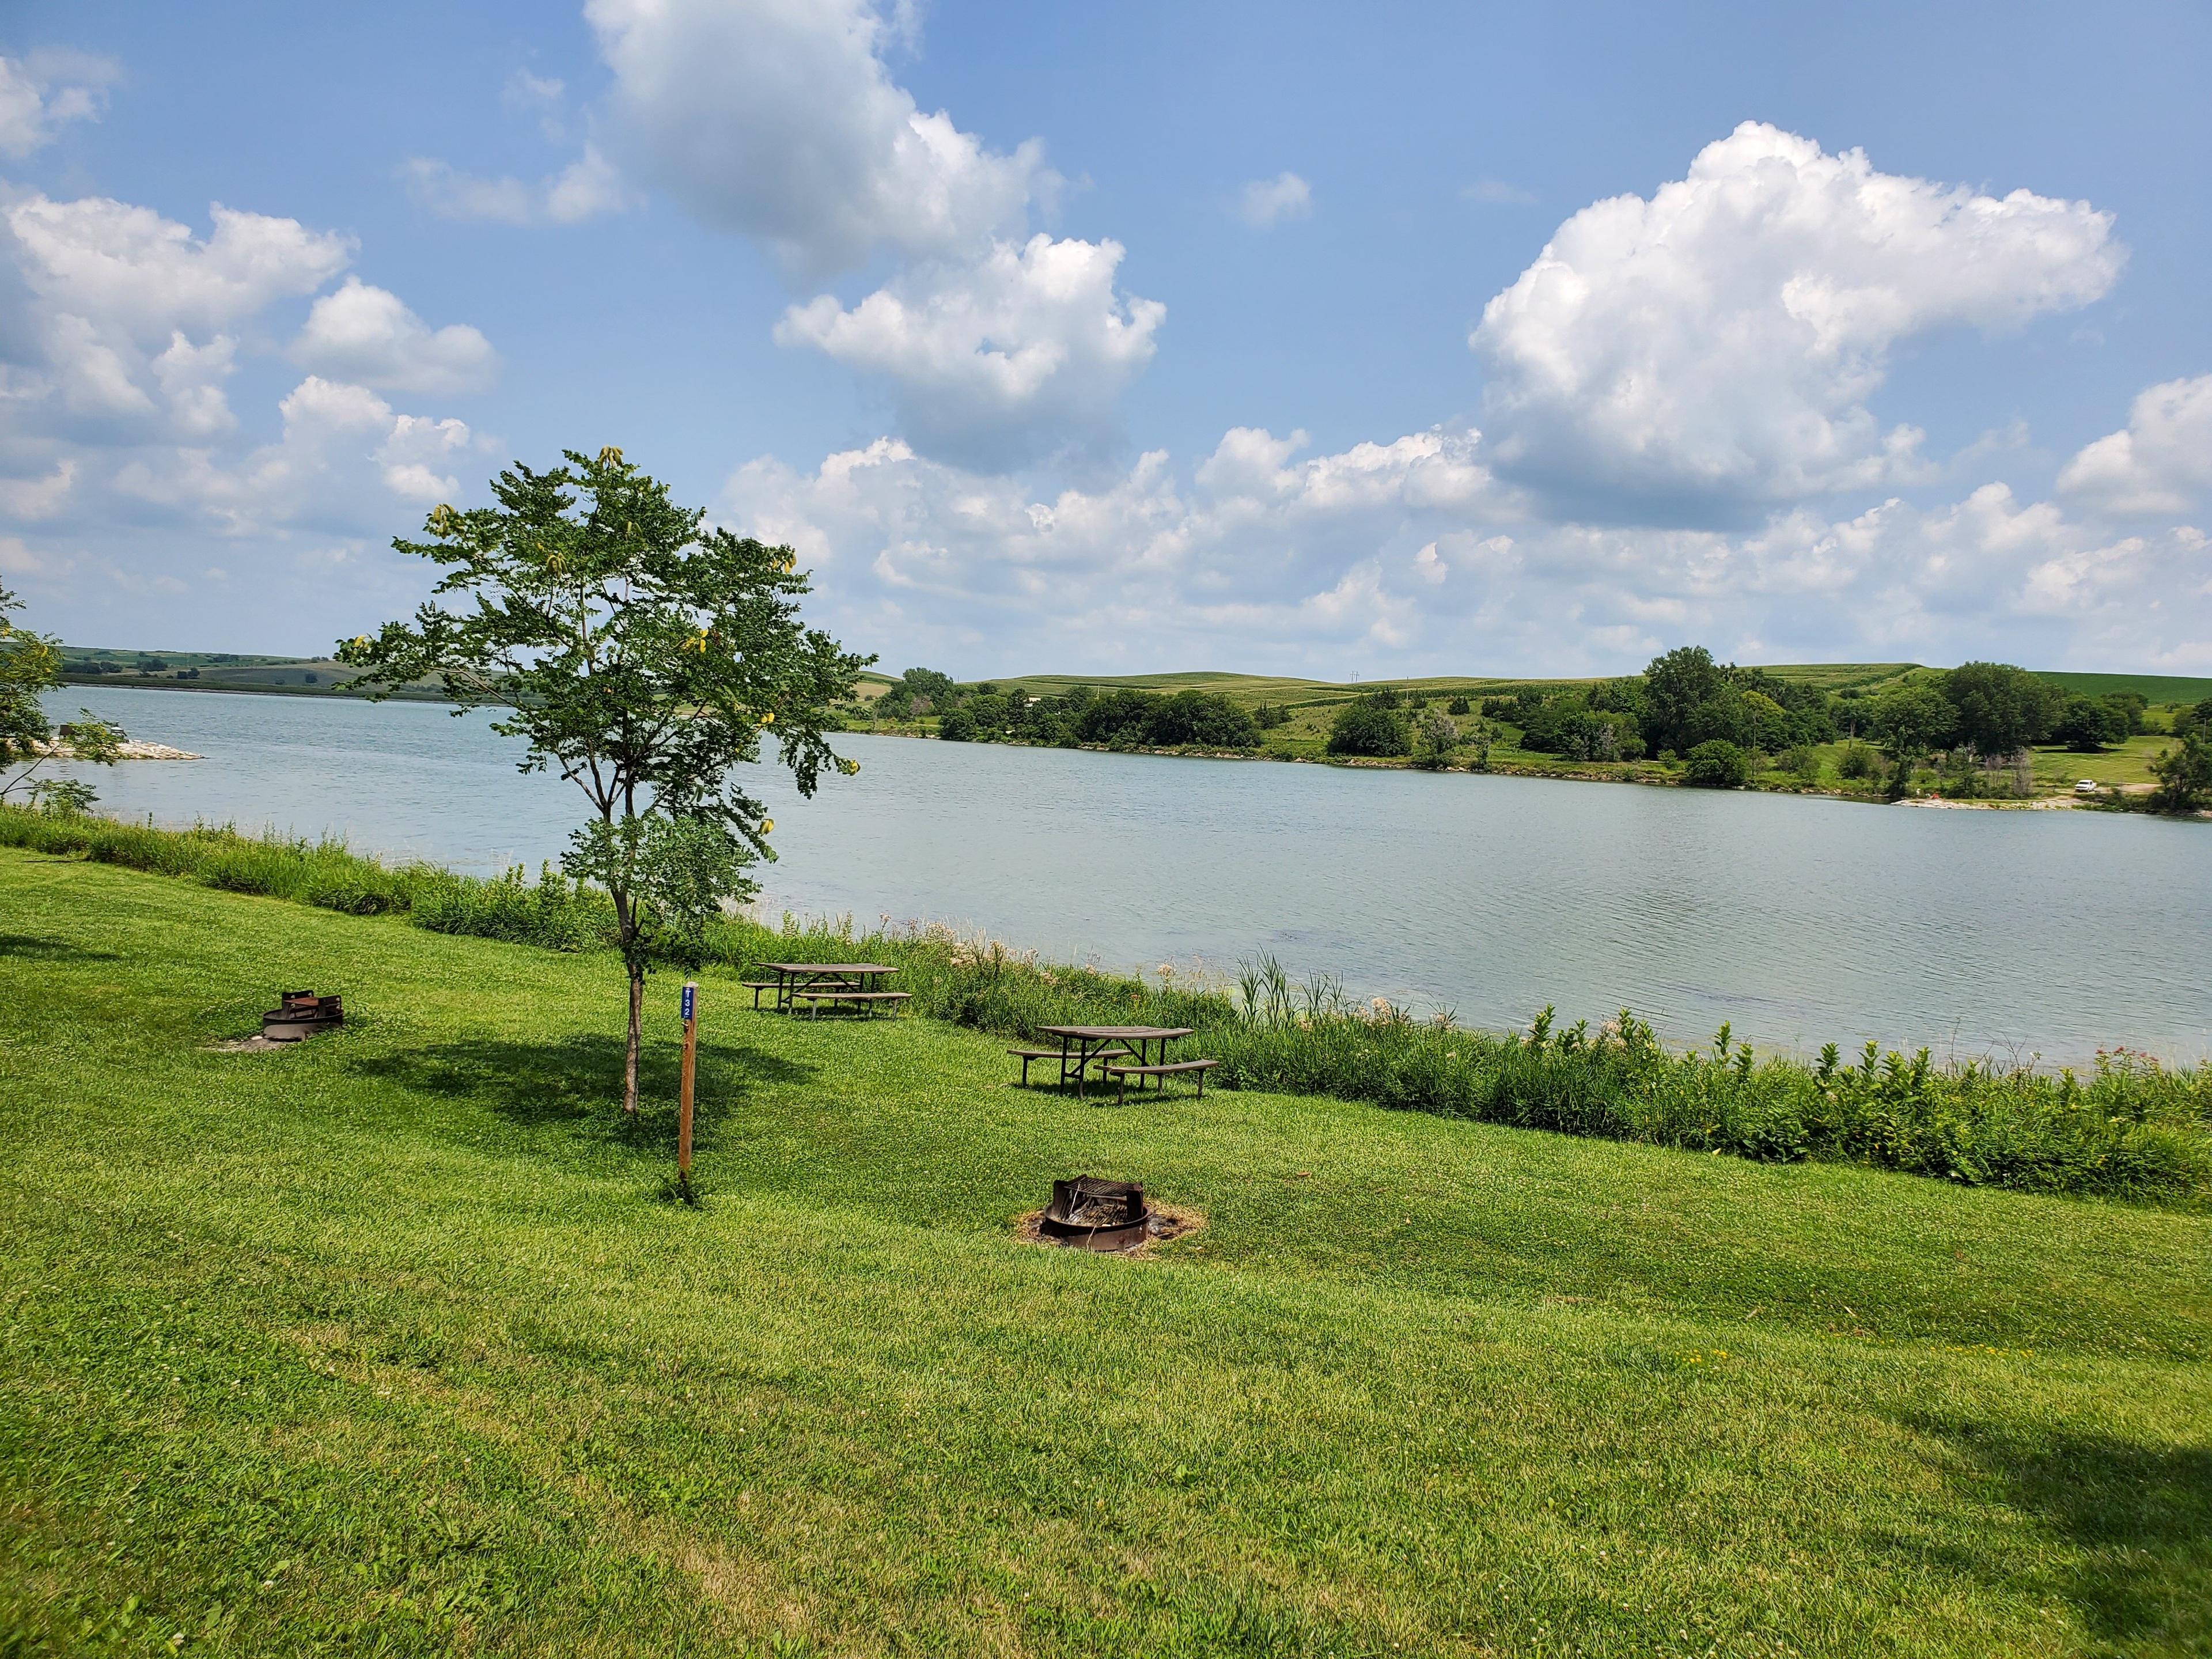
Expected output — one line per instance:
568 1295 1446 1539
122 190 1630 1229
2074 778 2099 796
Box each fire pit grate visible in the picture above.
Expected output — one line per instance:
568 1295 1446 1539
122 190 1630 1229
1037 1175 1160 1252
263 989 343 1043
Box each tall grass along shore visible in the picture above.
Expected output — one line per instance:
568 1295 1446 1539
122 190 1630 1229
8 802 2204 1210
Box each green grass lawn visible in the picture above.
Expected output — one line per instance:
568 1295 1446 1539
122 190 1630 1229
2030 737 2179 792
3 849 2208 1656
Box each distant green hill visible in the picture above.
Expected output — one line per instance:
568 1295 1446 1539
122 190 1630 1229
57 646 408 698
971 662 2207 710
61 650 2211 711
2033 670 2212 705
977 663 1931 710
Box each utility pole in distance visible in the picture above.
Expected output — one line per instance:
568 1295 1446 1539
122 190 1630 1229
677 980 698 1196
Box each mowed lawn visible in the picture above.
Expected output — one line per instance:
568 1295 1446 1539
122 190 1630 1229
2 850 2207 1657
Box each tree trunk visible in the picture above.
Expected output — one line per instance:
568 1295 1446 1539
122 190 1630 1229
623 962 644 1116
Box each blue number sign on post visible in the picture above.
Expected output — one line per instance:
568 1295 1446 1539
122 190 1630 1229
681 983 696 1022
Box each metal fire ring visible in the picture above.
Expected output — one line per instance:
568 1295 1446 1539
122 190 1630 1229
1037 1175 1153 1251
262 988 344 1042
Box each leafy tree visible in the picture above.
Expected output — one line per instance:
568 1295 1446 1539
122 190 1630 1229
935 706 978 741
1940 662 2058 757
0 584 59 775
1411 710 1460 770
2050 694 2125 752
1070 687 1255 748
1075 688 1156 746
1836 739 1880 781
1 584 124 807
1149 690 1257 747
876 665 957 718
1869 683 1956 762
1683 739 1751 789
1253 701 1290 729
1444 695 1471 716
2172 698 2212 740
2149 733 2211 813
1466 717 1495 772
1325 695 1412 757
1780 744 1822 783
2098 691 2148 736
1641 646 1726 753
339 448 868 1116
1587 677 1647 721
1523 699 1643 762
1741 690 1793 753
899 666 956 704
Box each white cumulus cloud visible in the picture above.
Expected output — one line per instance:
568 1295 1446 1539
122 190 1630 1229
1472 122 2124 525
2058 373 2212 517
0 192 355 442
0 50 120 159
0 177 499 627
777 234 1165 467
1235 172 1312 228
112 375 486 536
584 0 1047 276
723 388 2212 675
584 0 1156 467
4 194 353 340
290 277 501 396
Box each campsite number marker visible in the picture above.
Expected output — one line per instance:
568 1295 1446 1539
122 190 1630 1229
678 981 698 1187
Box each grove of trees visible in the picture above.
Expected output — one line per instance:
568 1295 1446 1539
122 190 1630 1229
885 676 1260 750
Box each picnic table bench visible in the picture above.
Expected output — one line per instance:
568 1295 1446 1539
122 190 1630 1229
1021 1025 1203 1098
747 963 908 1017
1101 1056 1218 1103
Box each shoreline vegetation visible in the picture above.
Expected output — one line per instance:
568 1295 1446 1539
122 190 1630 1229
6 801 2206 1210
840 650 2212 816
54 645 2212 813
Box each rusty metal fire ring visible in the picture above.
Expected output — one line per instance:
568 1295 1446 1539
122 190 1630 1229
262 989 344 1042
1037 1175 1153 1251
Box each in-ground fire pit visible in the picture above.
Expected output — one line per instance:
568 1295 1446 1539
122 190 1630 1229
262 990 343 1043
1032 1176 1195 1252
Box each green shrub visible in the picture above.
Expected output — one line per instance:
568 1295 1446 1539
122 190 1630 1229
1684 740 1751 789
1326 696 1411 757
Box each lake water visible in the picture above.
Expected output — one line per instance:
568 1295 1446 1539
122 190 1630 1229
29 685 2212 1065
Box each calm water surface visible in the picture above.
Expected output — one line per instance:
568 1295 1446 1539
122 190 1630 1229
33 686 2212 1065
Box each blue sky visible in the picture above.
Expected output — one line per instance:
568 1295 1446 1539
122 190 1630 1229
2 0 2207 676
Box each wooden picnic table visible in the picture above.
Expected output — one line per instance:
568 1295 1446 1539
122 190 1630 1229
753 962 901 1016
1029 1024 1195 1096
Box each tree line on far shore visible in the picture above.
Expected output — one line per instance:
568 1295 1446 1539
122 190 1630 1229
1320 648 2210 809
868 670 1261 749
859 649 2212 812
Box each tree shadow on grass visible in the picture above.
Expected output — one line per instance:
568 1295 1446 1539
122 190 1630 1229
0 933 122 962
349 1033 814 1158
1914 1414 2212 1652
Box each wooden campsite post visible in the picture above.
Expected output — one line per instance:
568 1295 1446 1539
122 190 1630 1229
677 981 698 1187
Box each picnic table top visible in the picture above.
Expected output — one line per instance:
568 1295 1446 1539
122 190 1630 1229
760 961 896 975
1034 1024 1195 1041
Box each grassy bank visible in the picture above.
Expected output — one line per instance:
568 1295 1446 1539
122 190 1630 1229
3 845 2210 1656
5 805 2207 1210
